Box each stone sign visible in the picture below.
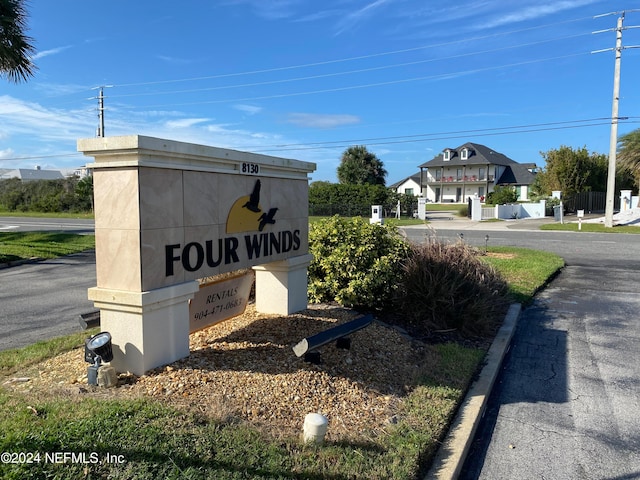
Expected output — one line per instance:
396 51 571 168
78 135 316 375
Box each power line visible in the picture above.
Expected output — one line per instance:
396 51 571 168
0 152 84 162
105 32 592 100
3 117 637 163
239 117 634 149
109 15 594 89
108 52 590 110
252 120 640 153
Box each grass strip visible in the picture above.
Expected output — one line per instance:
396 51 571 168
0 232 95 263
481 246 564 304
540 222 640 233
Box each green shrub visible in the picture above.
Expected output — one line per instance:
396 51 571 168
544 196 561 216
395 241 509 337
486 185 518 205
308 216 410 309
457 205 469 217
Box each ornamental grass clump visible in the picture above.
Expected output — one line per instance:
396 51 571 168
308 216 410 310
397 241 509 337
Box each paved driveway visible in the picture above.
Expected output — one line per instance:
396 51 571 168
0 251 96 351
460 265 640 479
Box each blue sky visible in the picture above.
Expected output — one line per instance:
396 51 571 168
1 0 639 184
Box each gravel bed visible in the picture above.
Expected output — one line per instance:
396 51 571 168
4 303 427 442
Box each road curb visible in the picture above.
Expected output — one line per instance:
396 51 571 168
0 257 43 270
425 303 522 480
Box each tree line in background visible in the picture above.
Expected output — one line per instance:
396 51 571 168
531 145 635 199
0 176 93 213
312 145 417 217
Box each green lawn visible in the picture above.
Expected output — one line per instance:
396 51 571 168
540 222 640 233
0 209 94 219
0 232 95 263
0 233 562 479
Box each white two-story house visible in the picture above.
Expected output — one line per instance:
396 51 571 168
417 142 537 203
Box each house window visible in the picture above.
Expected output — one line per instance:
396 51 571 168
479 167 485 180
435 170 442 181
443 149 451 161
461 148 468 160
456 169 463 181
405 188 414 195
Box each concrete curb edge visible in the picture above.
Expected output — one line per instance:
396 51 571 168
425 303 522 480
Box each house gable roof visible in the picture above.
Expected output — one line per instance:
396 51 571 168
495 162 537 186
418 142 537 186
0 169 65 181
418 142 518 168
389 172 421 189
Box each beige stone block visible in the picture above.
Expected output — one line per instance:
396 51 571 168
93 169 140 229
95 228 142 291
139 167 184 229
183 170 220 226
217 174 254 217
265 178 308 220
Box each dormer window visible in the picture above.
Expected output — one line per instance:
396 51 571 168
443 149 451 161
461 148 468 160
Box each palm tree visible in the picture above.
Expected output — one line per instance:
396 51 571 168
0 0 37 83
618 129 640 191
337 145 387 186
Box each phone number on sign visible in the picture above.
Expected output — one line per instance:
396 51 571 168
193 298 244 321
1 451 125 464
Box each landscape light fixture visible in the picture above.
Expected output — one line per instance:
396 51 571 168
485 235 490 254
84 332 113 386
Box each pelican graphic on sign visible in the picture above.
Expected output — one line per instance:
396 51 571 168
226 179 280 234
258 208 278 231
242 179 261 213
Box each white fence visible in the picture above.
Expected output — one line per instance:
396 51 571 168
482 201 546 220
481 207 496 220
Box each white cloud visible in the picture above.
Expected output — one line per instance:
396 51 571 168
481 0 599 29
287 113 360 128
156 55 194 65
0 96 94 142
164 118 211 128
335 0 393 35
220 0 302 20
233 104 262 115
32 46 72 60
0 148 16 158
294 9 342 23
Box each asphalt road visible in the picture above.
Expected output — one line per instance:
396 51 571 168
406 215 640 479
0 216 94 234
0 217 97 351
0 251 97 351
459 264 640 479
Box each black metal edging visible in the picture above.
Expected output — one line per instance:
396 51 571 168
292 314 374 358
